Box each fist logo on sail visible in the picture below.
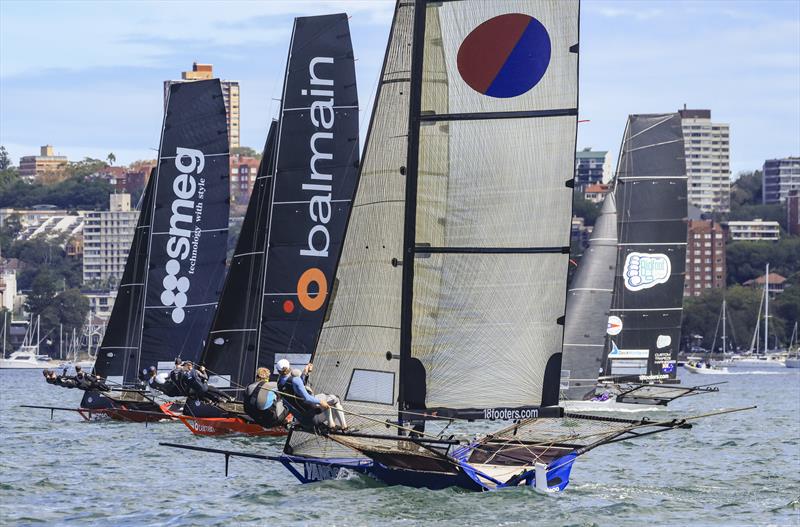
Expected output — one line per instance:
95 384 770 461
457 13 551 98
160 147 205 323
623 252 671 292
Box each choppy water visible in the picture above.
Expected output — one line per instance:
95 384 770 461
1 368 798 526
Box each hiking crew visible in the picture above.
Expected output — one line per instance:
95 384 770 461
243 367 289 428
276 359 347 430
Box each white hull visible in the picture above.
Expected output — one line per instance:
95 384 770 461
561 399 665 413
785 358 800 369
0 358 53 369
728 357 785 368
683 363 728 374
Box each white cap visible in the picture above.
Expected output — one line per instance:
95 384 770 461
276 359 291 372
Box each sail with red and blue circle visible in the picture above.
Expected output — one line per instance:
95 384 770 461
457 13 551 99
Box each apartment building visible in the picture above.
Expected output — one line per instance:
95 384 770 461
684 219 726 297
82 194 138 285
679 108 731 213
18 145 68 181
762 156 800 204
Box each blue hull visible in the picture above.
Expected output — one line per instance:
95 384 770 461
280 452 578 492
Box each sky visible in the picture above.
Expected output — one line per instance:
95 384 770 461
1 0 798 176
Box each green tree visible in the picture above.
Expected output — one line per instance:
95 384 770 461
231 146 259 158
572 193 601 226
40 288 90 338
106 152 116 166
0 146 11 171
726 238 800 285
24 270 60 317
682 286 767 352
730 170 762 208
0 213 22 253
64 157 107 179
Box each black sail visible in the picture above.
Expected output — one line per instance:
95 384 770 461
603 113 687 382
93 170 156 383
139 79 230 377
201 120 278 388
561 192 617 400
258 14 360 375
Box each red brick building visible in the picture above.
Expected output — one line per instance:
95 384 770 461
685 219 726 297
788 189 799 236
230 155 260 203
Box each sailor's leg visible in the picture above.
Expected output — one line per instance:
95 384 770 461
328 395 347 429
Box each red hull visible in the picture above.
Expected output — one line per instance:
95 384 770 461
173 414 287 437
77 402 180 423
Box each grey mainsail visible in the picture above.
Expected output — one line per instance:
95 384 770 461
561 191 617 400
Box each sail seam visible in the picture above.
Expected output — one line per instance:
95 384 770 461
209 328 258 333
272 199 352 205
232 251 264 258
160 152 230 160
619 176 688 180
626 139 683 152
415 246 569 254
610 308 683 312
419 108 577 122
151 227 229 235
568 288 613 292
281 105 359 112
145 302 218 309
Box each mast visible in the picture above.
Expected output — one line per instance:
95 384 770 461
721 298 727 356
764 263 769 353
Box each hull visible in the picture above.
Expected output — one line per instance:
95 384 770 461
280 451 577 493
562 399 665 413
175 414 286 437
0 359 58 369
785 358 800 369
78 391 179 422
683 363 728 374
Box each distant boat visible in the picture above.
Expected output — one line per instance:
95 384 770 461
785 322 799 369
729 264 785 368
0 315 56 369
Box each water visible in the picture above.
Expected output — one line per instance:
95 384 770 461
1 369 798 526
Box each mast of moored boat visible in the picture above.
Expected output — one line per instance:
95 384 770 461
764 263 769 353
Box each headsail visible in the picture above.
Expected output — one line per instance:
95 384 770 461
561 191 617 400
202 14 360 391
603 113 687 383
288 0 578 460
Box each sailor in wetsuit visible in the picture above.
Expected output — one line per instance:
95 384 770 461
42 369 79 388
74 365 110 392
243 367 289 428
146 366 183 397
276 359 347 430
183 363 231 403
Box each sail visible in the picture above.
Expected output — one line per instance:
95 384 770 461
289 0 578 460
561 191 617 400
93 170 156 384
200 121 278 389
603 113 687 382
139 79 231 378
258 13 360 377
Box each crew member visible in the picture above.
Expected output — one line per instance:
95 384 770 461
243 367 288 428
185 363 231 403
276 359 347 430
146 366 182 397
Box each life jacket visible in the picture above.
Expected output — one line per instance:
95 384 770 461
185 370 207 396
277 375 316 417
75 372 92 391
243 381 282 427
149 375 182 397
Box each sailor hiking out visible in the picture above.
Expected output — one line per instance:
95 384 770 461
43 365 110 392
243 367 290 428
145 366 183 397
183 363 231 403
276 359 347 431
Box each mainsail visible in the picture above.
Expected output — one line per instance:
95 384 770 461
202 14 360 391
288 0 578 460
603 113 687 382
561 191 617 400
94 79 230 386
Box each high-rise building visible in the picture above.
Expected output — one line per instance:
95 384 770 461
18 145 68 181
679 108 731 213
574 148 611 189
685 219 726 297
164 63 240 148
762 156 800 204
82 194 138 285
788 189 800 236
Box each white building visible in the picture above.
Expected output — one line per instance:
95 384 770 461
575 148 611 188
0 269 17 311
83 289 118 320
727 219 781 241
762 157 800 204
82 194 138 285
679 108 731 213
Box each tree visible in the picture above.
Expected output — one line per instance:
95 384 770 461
42 289 90 337
572 193 601 226
0 146 11 171
726 238 800 285
730 170 762 208
231 146 259 158
24 270 60 317
0 213 22 253
682 286 767 351
107 152 116 166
